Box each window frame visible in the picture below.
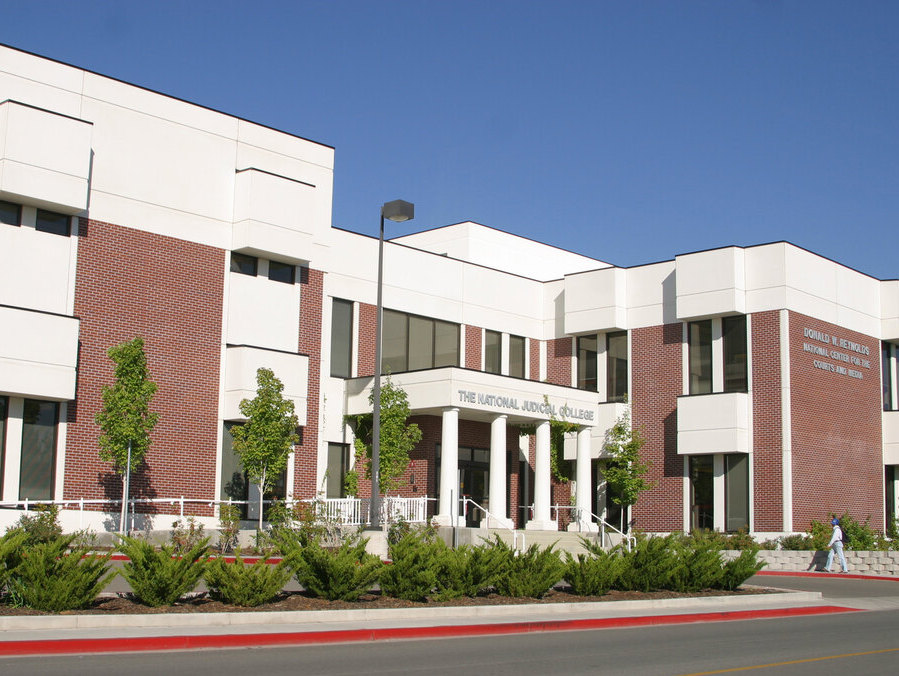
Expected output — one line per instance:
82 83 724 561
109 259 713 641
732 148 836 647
330 298 354 379
509 334 526 379
230 252 258 276
0 200 21 227
606 330 628 403
381 309 460 374
484 330 502 375
576 335 598 392
688 320 713 395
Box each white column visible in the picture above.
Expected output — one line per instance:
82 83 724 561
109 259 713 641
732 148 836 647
487 415 513 529
3 398 24 503
570 426 597 532
713 453 725 532
435 407 460 527
526 420 556 530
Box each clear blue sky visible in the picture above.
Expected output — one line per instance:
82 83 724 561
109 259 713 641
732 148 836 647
2 1 896 279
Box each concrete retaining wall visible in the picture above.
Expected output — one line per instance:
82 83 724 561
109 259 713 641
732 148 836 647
726 549 899 576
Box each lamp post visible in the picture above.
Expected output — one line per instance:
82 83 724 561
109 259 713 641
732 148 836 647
370 199 414 529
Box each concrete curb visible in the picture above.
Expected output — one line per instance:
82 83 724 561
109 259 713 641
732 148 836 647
0 590 822 632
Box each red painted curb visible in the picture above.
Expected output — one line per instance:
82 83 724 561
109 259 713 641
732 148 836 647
0 606 856 657
755 570 899 582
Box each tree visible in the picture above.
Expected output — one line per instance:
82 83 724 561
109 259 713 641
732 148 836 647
95 336 158 534
344 377 422 496
231 368 300 531
602 408 651 533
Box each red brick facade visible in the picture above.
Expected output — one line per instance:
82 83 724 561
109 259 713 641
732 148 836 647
65 219 223 513
546 337 573 387
631 323 683 532
788 312 883 530
293 267 323 498
751 311 785 531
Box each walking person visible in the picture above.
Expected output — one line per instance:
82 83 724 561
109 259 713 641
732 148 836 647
825 517 849 573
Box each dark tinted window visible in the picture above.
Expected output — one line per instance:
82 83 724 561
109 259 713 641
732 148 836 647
0 200 20 226
509 335 526 378
689 320 713 394
20 399 58 500
577 335 598 392
269 260 295 284
230 253 258 276
330 299 353 378
723 316 748 393
485 330 501 374
606 331 628 402
35 209 70 236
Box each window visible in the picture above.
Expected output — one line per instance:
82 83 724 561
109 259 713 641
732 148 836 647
268 260 295 284
725 454 749 532
509 335 526 378
230 252 258 276
485 330 501 374
20 399 58 500
607 331 628 403
688 320 713 394
884 342 895 411
220 422 285 519
689 455 713 531
382 310 460 374
722 316 748 393
330 299 353 378
326 443 350 498
0 200 20 226
577 335 598 392
0 396 7 494
35 209 70 236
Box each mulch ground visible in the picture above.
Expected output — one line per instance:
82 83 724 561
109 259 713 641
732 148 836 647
0 587 776 616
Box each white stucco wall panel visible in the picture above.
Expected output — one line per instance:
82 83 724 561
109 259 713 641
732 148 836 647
562 402 628 460
882 281 899 341
677 392 750 455
626 261 675 329
0 48 84 114
223 346 308 424
0 222 74 314
226 273 301 353
0 101 92 211
236 119 334 172
564 266 627 334
675 247 746 320
0 306 79 400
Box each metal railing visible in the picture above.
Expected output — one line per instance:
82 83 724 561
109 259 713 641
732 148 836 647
461 496 525 552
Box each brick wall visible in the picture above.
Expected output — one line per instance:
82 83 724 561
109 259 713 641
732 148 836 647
788 312 883 530
529 338 540 381
357 302 376 377
294 267 323 498
465 325 481 370
751 311 784 530
65 219 223 513
631 323 683 532
546 337 573 387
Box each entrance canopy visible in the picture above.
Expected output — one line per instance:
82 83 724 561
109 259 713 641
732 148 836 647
346 367 600 428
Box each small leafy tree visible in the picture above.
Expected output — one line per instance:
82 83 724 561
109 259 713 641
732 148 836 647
95 336 158 534
602 407 651 533
344 377 422 495
231 368 300 531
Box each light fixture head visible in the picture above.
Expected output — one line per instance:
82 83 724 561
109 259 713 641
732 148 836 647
381 199 415 222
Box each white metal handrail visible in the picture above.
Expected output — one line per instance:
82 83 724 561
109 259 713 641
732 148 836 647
461 496 525 552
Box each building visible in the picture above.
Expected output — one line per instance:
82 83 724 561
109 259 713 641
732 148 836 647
1 44 897 537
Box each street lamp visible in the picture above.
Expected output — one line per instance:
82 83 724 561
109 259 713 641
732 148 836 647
370 199 414 529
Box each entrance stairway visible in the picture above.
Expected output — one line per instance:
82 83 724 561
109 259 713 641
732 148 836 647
438 527 605 555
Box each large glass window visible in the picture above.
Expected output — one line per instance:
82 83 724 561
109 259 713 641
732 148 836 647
509 335 526 378
326 443 350 498
883 342 895 411
330 299 353 378
35 209 70 236
689 320 713 395
725 454 749 532
723 316 748 393
485 330 502 374
0 396 7 494
382 310 460 374
577 335 598 392
0 200 20 226
20 399 58 500
220 422 285 519
689 455 713 531
607 331 628 403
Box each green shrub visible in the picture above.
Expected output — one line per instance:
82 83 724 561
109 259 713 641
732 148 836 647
289 535 381 602
117 535 209 606
8 535 115 611
12 504 63 547
564 547 626 596
0 529 27 592
491 538 565 599
432 543 504 600
616 535 680 592
721 549 766 590
381 531 445 601
777 533 816 550
204 554 292 606
668 538 726 592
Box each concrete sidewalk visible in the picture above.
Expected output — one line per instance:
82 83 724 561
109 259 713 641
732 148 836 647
0 573 880 656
